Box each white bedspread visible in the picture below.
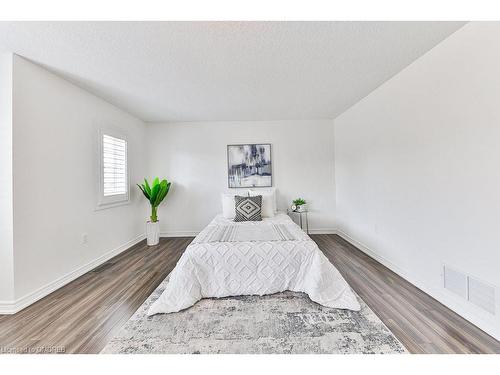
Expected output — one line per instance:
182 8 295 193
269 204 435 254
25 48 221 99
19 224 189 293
147 214 360 315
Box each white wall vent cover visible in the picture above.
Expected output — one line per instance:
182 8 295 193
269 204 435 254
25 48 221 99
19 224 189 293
468 277 496 315
443 266 467 299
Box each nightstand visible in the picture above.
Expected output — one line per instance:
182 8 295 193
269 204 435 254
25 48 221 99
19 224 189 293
287 209 309 234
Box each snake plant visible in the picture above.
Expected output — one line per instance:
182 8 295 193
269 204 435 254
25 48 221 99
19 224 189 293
137 177 171 222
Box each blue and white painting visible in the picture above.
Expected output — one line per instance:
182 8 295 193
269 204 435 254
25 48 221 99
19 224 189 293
227 144 272 188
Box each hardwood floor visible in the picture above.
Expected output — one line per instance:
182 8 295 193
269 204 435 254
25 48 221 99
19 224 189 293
0 234 498 354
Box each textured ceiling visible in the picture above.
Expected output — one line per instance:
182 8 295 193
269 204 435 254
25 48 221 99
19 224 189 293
0 22 465 122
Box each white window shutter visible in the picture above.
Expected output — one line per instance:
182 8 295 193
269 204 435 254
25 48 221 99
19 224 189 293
102 134 128 197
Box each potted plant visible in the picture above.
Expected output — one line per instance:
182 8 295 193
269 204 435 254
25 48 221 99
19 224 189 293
292 198 307 212
137 177 171 246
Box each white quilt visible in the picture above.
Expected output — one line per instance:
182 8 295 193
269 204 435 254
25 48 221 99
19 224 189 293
147 214 360 315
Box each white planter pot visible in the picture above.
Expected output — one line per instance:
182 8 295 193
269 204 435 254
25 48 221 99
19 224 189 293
146 221 160 246
296 204 307 212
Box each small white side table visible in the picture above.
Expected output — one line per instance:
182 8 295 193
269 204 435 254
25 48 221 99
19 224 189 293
287 209 309 234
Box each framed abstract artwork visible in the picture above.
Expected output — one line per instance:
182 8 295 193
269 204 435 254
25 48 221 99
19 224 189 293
227 144 272 188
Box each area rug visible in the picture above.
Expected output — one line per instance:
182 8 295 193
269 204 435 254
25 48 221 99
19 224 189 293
101 277 407 354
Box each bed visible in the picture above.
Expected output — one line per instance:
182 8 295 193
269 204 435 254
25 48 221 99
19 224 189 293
147 213 360 315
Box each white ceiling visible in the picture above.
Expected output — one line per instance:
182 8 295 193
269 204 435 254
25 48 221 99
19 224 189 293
0 21 465 122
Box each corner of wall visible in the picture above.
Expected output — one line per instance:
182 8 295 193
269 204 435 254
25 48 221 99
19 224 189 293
0 52 15 303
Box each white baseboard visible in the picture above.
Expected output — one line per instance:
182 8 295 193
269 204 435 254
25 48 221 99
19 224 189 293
160 231 199 237
335 229 500 341
308 228 337 234
0 234 145 315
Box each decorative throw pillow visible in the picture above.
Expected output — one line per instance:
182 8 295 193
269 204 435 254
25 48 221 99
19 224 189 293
234 195 262 222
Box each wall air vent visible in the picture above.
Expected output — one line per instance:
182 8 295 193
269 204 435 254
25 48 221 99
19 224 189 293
443 265 496 315
468 276 496 315
443 266 467 299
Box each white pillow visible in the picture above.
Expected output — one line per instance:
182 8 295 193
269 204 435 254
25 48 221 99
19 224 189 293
249 188 276 217
221 193 237 219
259 195 275 218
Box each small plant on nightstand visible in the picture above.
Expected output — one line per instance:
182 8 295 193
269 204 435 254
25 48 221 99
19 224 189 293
291 198 307 212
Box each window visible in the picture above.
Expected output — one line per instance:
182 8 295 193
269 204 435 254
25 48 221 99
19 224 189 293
97 131 129 208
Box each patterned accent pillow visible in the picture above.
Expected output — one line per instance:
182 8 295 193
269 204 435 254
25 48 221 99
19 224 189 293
234 195 262 222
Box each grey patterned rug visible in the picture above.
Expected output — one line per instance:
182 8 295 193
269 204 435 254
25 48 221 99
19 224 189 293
101 277 407 354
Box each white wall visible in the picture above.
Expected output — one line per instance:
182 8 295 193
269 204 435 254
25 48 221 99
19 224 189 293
146 120 336 235
0 53 14 302
334 22 500 339
7 56 147 307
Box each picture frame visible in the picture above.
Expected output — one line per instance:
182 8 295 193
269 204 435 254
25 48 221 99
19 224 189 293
227 143 272 188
